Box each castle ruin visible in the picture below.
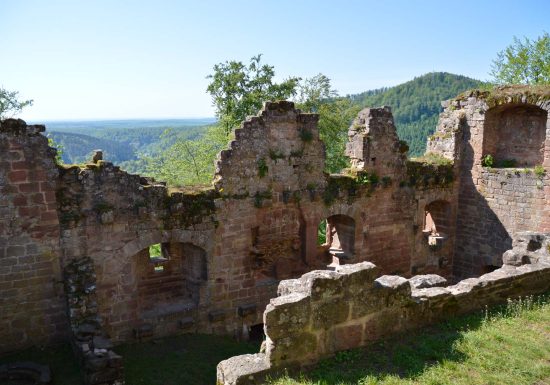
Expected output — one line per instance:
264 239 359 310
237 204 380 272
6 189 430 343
1 85 549 384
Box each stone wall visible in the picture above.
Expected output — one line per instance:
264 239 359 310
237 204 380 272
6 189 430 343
0 102 459 354
427 86 550 278
0 119 67 352
217 232 550 385
3 86 550 384
56 160 217 343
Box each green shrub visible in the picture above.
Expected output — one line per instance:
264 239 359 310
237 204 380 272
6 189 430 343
534 164 546 178
481 154 494 167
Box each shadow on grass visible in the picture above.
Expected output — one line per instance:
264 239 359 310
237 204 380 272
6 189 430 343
0 343 81 385
281 312 487 385
115 333 260 385
0 334 259 385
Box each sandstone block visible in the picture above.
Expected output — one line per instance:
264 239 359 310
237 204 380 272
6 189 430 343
409 274 447 289
217 353 271 385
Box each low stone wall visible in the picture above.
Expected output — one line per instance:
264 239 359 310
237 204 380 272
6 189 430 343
217 232 550 385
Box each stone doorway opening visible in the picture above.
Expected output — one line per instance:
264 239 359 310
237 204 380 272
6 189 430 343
248 323 265 343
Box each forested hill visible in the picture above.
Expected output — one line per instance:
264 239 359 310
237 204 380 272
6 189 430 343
42 119 215 164
48 131 136 164
349 72 485 156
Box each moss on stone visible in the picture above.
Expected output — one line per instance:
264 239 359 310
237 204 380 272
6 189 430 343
322 171 379 206
164 188 219 227
454 85 550 108
406 159 454 188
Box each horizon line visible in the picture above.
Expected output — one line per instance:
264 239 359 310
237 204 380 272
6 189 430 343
26 116 218 123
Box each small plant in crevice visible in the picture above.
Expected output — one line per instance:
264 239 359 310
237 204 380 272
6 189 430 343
534 164 546 178
481 154 494 167
356 171 379 186
290 149 304 158
299 128 313 142
254 190 272 208
268 149 285 160
47 135 64 165
257 158 268 178
381 176 392 188
292 190 301 204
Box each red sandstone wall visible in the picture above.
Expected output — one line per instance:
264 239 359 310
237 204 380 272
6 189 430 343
0 102 460 351
429 91 550 278
0 119 67 353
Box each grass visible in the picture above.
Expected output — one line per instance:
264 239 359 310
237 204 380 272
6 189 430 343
0 334 258 385
409 152 453 166
1 295 548 385
269 293 550 385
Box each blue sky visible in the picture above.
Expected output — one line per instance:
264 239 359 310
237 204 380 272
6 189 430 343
1 0 548 120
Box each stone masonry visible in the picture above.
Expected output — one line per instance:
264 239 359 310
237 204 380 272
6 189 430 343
217 231 550 385
427 86 550 277
1 85 550 383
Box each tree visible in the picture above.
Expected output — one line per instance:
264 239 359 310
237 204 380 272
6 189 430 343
296 73 337 112
316 98 360 173
0 87 33 119
490 32 550 85
206 54 300 135
143 57 359 187
142 125 227 186
295 75 359 173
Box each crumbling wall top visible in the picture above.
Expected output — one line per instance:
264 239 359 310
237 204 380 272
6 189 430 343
345 106 407 177
0 118 46 136
213 101 325 196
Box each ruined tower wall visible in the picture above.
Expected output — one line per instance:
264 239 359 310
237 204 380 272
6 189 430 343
427 88 550 278
0 120 67 353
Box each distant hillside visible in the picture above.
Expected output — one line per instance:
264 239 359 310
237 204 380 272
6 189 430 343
43 119 216 164
349 72 485 156
48 131 136 164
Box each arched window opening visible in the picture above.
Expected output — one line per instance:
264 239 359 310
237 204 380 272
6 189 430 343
423 200 451 250
136 242 208 317
318 215 355 266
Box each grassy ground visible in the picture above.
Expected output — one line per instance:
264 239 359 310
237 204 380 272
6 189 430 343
1 294 548 385
0 334 258 385
115 333 258 385
270 295 550 385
